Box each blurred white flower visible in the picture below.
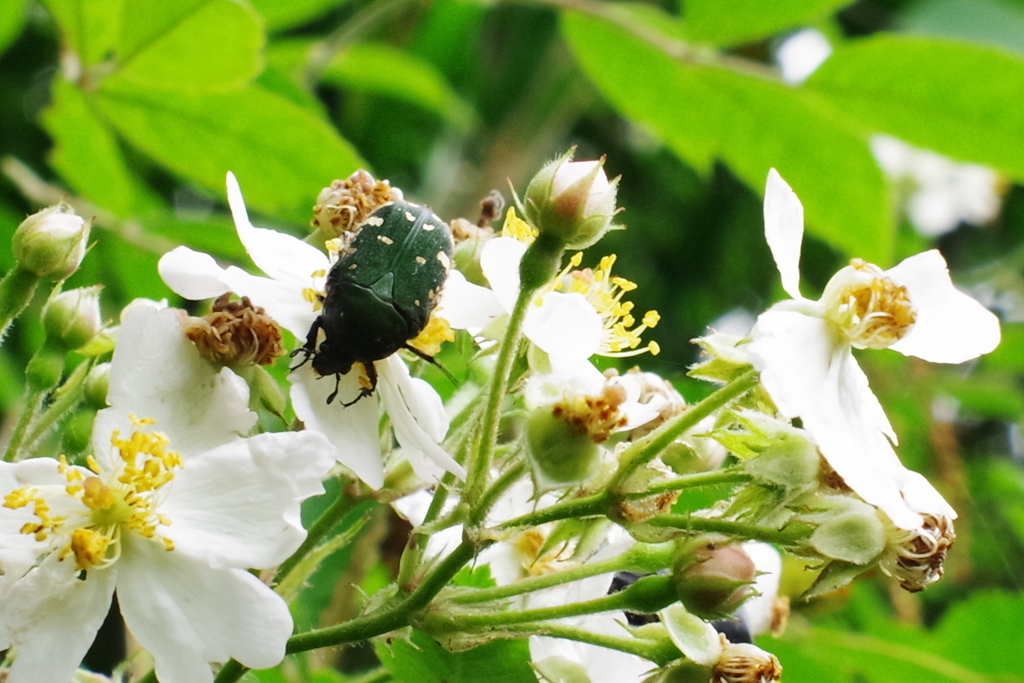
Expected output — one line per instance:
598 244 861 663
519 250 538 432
158 173 462 489
775 28 832 85
747 169 999 529
871 134 1003 237
0 307 334 683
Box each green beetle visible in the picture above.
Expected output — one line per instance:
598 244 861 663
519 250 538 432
293 200 454 405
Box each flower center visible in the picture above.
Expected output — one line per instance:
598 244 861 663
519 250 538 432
551 383 629 444
3 415 181 572
555 254 661 357
825 259 916 349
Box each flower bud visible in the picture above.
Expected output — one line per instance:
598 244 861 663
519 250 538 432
673 537 757 620
525 405 601 488
42 286 104 351
12 203 90 281
523 149 620 249
83 362 110 409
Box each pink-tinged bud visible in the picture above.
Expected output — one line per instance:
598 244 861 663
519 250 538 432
42 286 103 351
673 537 757 620
12 204 90 281
523 148 620 249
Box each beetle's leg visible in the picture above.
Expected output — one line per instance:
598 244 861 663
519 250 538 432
340 362 377 407
290 316 322 370
326 373 342 405
403 344 458 386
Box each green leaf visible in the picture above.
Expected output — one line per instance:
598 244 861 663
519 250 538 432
0 0 28 58
562 11 893 263
41 0 126 66
684 0 853 46
110 0 264 92
249 0 354 33
934 590 1024 675
376 629 536 683
92 82 365 221
806 35 1024 179
41 79 159 216
321 43 475 129
896 0 1024 56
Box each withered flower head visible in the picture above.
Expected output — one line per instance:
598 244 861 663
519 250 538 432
312 170 402 238
713 638 783 683
880 512 955 592
184 293 284 368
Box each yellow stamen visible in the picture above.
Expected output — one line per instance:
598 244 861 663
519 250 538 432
501 207 538 244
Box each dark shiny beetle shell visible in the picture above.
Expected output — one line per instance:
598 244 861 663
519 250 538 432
294 200 453 404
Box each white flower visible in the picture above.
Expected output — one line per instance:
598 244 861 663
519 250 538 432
775 28 832 85
0 307 334 683
444 209 659 377
747 169 1000 529
871 135 1003 237
158 173 462 489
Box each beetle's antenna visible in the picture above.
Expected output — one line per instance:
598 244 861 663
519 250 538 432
403 345 457 386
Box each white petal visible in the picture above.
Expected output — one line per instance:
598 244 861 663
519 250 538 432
94 308 255 465
377 356 465 480
158 247 234 300
118 535 293 683
764 169 804 299
435 269 504 331
0 556 115 683
161 245 319 339
226 172 330 285
748 310 921 529
290 366 385 489
161 432 332 569
896 469 957 520
739 542 782 637
524 292 602 359
480 236 526 314
886 250 1001 363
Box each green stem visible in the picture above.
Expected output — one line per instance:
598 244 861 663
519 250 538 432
463 285 533 508
502 621 679 664
498 492 609 529
469 459 527 525
450 541 673 605
21 358 92 451
648 515 813 545
0 266 39 344
397 469 458 590
3 344 66 462
620 467 751 499
610 369 759 490
430 590 637 631
214 541 484 683
274 484 352 583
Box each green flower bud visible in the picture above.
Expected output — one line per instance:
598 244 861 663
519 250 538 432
83 362 110 409
673 537 756 620
42 286 103 351
525 405 601 488
523 149 620 250
12 204 90 281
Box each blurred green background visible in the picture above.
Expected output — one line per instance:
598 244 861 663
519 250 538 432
1 0 1023 680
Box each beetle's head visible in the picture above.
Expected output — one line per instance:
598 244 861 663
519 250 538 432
311 341 355 377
